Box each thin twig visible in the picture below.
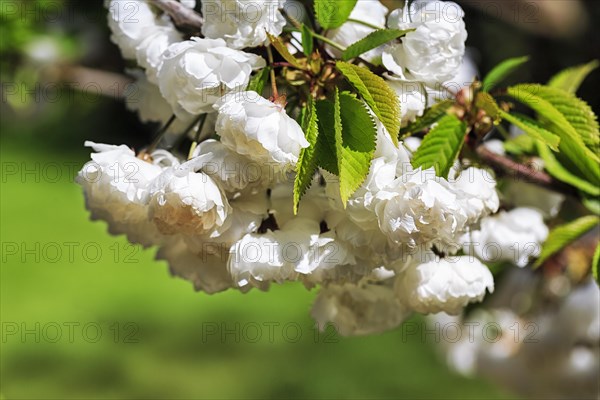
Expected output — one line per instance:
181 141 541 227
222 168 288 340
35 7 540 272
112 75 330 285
58 66 133 99
272 61 296 68
151 0 204 32
279 7 302 30
476 146 580 197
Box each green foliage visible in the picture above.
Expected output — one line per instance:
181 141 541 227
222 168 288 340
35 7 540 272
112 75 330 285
315 100 339 174
315 0 357 29
294 100 320 213
341 29 412 61
548 60 599 94
246 68 270 94
507 84 600 184
475 92 501 120
503 134 536 155
266 32 305 69
583 197 600 215
536 142 600 196
309 91 378 205
400 100 453 137
482 56 529 92
534 85 599 151
334 90 377 205
301 24 314 56
534 215 600 268
336 61 400 145
411 114 467 178
499 111 560 150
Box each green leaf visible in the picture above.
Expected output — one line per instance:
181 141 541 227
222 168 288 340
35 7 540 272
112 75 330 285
583 197 600 215
532 85 599 151
536 141 600 196
507 84 600 184
534 215 600 268
301 24 314 56
341 29 412 61
503 134 536 155
294 99 320 213
548 60 599 94
499 111 560 151
593 243 600 285
266 31 305 70
411 114 467 178
482 56 529 92
246 68 270 94
400 100 453 137
314 0 357 29
315 100 339 174
336 61 400 145
334 89 377 205
528 85 600 151
476 92 501 120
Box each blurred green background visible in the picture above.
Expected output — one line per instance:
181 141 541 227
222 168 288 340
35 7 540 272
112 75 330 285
1 0 598 398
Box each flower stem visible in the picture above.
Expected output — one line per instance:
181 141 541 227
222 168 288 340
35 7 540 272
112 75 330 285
193 113 209 142
148 114 176 152
279 6 346 52
346 18 383 30
311 31 346 52
266 45 279 98
188 113 209 159
496 124 510 140
420 82 429 110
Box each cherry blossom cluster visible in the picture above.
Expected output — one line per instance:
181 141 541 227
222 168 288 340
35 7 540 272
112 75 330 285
77 0 553 335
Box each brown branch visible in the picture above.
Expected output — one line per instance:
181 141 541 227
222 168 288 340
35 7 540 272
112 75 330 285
54 65 133 99
476 146 580 198
151 0 204 33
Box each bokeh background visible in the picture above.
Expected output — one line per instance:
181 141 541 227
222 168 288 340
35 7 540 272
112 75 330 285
1 0 599 398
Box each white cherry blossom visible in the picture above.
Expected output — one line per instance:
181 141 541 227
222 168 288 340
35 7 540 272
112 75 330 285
396 254 494 314
383 0 467 85
201 0 286 49
463 207 548 267
215 91 309 169
148 162 231 236
76 141 163 247
158 38 265 115
325 0 388 63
